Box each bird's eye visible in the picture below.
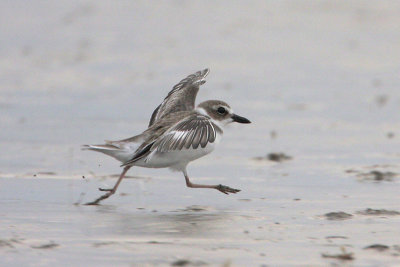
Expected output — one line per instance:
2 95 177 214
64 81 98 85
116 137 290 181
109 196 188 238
217 107 226 114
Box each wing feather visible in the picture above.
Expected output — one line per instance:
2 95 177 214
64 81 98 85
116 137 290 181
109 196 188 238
170 131 185 150
151 114 219 152
192 126 202 149
207 123 216 143
184 121 198 149
148 69 210 127
177 129 191 150
200 123 209 148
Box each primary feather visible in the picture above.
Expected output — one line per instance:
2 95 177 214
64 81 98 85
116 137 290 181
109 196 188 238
148 68 209 127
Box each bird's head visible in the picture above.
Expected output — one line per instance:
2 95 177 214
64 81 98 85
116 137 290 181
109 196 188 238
196 100 251 126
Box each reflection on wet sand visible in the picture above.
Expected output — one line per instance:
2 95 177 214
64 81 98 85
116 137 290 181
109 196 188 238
90 205 231 238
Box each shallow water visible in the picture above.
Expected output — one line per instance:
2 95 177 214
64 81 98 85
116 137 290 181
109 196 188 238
1 1 400 266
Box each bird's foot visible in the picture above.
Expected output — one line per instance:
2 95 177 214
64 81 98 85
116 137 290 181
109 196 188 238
98 187 114 192
216 184 241 195
85 190 116 205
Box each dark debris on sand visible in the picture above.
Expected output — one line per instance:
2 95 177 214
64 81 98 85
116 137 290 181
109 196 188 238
324 211 353 221
364 244 390 252
346 169 398 182
387 132 395 139
31 242 59 249
0 238 22 249
326 236 348 240
92 241 117 248
374 94 388 107
321 247 354 261
364 171 397 181
356 208 400 216
171 259 207 266
253 152 292 162
176 205 212 212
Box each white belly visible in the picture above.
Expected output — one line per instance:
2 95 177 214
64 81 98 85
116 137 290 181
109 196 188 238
134 134 221 170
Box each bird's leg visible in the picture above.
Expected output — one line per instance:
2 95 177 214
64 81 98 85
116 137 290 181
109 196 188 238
85 166 131 205
183 169 240 195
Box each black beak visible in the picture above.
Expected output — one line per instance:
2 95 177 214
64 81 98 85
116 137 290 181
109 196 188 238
232 114 251 124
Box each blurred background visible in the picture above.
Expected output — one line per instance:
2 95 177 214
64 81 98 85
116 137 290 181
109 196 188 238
1 1 400 266
1 1 399 176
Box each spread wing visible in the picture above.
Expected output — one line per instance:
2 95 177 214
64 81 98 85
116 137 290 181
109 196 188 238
148 68 210 127
151 114 221 152
122 114 221 167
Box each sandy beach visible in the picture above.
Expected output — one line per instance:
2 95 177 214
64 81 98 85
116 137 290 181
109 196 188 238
1 1 400 266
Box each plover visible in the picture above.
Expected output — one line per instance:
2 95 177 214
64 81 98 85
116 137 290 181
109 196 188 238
83 68 251 205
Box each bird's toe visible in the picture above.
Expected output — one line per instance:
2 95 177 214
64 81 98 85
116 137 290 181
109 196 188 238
217 184 241 194
98 187 113 192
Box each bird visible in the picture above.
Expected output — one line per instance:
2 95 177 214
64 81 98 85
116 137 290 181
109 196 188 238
82 68 251 205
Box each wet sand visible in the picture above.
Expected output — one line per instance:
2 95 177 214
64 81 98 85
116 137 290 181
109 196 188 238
1 1 400 266
1 173 400 266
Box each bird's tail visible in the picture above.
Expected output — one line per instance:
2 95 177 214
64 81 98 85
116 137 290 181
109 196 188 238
82 144 132 163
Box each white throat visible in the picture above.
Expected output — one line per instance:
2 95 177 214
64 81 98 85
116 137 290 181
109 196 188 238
196 107 208 116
